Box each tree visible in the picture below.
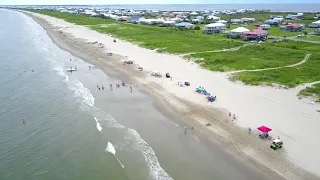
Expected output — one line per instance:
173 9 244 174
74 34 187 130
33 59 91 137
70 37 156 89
303 31 308 36
194 26 201 30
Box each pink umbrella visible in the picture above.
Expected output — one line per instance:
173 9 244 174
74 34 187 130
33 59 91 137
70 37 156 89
257 125 272 133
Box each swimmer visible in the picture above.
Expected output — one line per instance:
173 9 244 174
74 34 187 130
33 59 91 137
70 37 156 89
98 87 101 91
22 119 25 124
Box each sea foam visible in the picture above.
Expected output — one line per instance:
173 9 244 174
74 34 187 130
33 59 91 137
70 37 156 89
126 128 173 180
106 142 124 168
94 117 102 132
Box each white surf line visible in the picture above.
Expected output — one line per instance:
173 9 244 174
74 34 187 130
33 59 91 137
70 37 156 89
106 142 124 168
94 117 102 132
228 54 311 74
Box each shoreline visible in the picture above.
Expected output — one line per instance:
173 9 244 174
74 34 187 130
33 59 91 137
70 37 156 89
22 10 320 180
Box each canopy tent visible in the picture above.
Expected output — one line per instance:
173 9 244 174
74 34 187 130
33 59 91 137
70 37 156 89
230 27 250 33
257 125 272 133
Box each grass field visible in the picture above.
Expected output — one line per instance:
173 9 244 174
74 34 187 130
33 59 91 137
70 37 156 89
299 83 320 102
301 35 320 41
31 10 114 25
267 27 314 37
185 44 306 71
232 54 320 87
267 40 320 53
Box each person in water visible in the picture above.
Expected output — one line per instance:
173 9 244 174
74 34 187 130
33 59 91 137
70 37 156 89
22 119 25 124
130 86 133 93
98 87 101 91
102 86 104 90
89 66 91 70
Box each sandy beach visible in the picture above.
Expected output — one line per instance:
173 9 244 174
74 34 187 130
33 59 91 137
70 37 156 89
23 11 320 180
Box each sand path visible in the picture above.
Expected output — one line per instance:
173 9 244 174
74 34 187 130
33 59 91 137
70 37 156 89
228 53 311 73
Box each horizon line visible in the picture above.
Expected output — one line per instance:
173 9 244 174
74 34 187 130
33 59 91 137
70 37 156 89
2 3 320 5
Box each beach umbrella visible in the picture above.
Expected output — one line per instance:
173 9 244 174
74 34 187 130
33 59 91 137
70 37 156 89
257 125 272 133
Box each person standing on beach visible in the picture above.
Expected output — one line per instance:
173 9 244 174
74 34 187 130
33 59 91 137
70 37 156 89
184 124 187 135
248 127 252 134
109 84 113 91
130 86 133 93
89 66 91 70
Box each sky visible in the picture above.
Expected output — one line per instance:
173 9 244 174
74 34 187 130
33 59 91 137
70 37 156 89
0 0 318 5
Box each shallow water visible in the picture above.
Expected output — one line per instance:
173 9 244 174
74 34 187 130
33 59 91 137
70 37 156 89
0 9 277 180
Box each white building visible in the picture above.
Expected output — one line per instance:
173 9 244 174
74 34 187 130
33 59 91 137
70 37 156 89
204 23 227 34
241 18 255 23
216 20 228 24
207 15 220 21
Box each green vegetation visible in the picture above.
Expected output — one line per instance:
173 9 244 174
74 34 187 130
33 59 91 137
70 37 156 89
185 45 306 71
301 35 320 42
232 54 320 87
267 27 313 37
31 10 113 25
267 40 320 53
299 83 320 102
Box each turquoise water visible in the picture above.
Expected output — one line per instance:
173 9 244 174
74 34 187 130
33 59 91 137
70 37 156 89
0 9 279 180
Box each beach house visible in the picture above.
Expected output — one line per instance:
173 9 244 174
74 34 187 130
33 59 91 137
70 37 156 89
204 23 227 34
260 24 271 30
264 19 280 26
231 19 241 24
242 29 269 41
175 22 194 29
241 18 255 23
309 20 320 28
216 20 228 24
207 15 220 22
128 16 142 24
280 23 304 32
227 27 250 38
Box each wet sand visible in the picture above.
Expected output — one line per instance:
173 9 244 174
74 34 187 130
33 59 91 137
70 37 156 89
22 11 320 180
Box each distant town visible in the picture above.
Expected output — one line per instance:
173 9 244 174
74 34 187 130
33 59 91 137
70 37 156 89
2 5 320 41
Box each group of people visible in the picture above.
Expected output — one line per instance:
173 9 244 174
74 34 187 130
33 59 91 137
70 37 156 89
96 81 133 93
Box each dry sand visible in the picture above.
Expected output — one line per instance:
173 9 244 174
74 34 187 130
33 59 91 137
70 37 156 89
24 11 320 180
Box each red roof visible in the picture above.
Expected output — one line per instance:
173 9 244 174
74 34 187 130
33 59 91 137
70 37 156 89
244 29 267 35
286 23 301 27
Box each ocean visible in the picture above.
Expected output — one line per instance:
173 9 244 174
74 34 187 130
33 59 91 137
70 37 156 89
101 4 320 12
28 4 320 12
0 9 277 180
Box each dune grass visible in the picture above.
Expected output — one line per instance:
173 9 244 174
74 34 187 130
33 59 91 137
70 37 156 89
30 10 114 25
90 23 245 54
299 83 320 102
266 40 320 53
185 44 306 72
232 54 320 87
